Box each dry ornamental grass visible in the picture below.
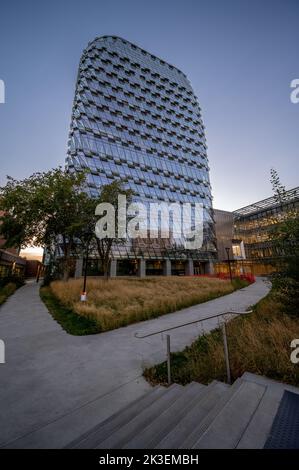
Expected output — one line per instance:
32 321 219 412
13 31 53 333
144 294 299 387
49 277 237 331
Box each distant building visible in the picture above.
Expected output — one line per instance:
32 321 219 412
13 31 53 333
0 249 26 279
0 211 26 279
233 187 299 274
66 36 216 276
215 187 299 275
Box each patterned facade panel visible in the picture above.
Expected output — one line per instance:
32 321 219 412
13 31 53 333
66 36 216 260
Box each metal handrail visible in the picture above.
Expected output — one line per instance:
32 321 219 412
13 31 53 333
135 309 253 385
134 310 252 339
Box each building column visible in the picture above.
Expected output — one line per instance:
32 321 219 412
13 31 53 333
205 260 215 275
185 259 194 276
138 259 146 277
110 259 117 277
74 257 83 278
163 259 171 276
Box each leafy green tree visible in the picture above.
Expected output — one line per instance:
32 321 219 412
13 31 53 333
270 211 299 280
269 169 299 279
1 170 134 282
269 170 299 314
92 179 133 279
270 168 287 206
0 173 45 251
0 168 92 281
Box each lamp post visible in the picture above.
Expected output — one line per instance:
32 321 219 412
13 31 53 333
225 247 233 283
241 257 245 275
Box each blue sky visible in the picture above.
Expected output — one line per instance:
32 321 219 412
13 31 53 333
0 0 298 210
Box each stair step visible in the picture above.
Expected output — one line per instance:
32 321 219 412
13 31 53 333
178 379 243 449
67 386 166 449
124 382 206 449
66 372 299 450
156 381 229 449
192 380 266 449
237 385 283 449
97 384 184 449
237 376 294 449
241 372 299 395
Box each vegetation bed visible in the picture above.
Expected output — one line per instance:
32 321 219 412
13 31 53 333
0 276 24 306
41 276 249 335
144 289 299 387
0 282 17 306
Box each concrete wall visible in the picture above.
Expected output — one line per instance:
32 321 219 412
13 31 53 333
214 209 234 262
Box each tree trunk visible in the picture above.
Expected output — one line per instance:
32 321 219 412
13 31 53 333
95 237 112 281
103 260 109 281
61 238 71 282
62 251 71 282
63 262 70 282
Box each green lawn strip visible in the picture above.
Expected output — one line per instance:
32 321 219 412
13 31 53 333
40 286 100 335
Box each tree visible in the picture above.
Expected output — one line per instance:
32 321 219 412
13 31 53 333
1 170 134 282
270 168 287 206
0 168 92 281
0 173 45 252
269 169 298 278
268 170 299 314
270 211 299 279
92 180 133 279
39 169 94 281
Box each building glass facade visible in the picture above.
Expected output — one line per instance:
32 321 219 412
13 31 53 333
233 187 299 273
66 36 216 274
214 187 299 276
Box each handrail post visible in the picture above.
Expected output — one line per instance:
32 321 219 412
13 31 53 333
166 335 171 385
134 310 252 386
222 320 231 384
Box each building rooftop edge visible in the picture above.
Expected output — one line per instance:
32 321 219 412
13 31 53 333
86 35 189 80
233 186 299 217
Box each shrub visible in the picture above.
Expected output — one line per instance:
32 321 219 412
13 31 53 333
271 275 299 316
0 274 24 289
144 291 299 388
0 282 17 305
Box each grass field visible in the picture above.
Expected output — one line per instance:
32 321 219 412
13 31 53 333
144 289 299 387
42 276 249 335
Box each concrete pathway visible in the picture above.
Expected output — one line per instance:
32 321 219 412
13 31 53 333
0 277 271 448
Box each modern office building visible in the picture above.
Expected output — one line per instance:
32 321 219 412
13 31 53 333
233 186 299 274
66 36 216 276
214 187 299 275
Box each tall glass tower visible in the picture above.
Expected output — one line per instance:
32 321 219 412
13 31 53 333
66 36 216 276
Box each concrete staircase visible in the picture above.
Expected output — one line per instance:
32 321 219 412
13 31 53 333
66 373 299 449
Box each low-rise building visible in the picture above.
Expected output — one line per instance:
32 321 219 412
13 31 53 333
215 187 299 275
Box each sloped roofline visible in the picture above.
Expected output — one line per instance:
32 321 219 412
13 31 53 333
86 35 188 80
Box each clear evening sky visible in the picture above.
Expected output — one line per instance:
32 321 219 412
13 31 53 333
0 0 298 211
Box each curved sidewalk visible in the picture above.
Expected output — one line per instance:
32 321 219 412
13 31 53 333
0 277 271 448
